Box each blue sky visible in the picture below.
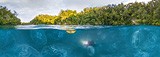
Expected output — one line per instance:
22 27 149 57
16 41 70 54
0 0 151 22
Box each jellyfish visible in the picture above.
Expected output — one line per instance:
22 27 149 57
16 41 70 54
30 30 47 46
41 45 68 57
13 44 41 57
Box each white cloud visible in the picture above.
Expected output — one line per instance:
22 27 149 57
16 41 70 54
0 0 7 3
124 0 152 4
136 0 152 3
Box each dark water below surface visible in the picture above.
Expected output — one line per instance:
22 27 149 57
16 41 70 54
0 25 160 57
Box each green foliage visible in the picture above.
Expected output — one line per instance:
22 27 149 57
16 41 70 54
30 14 58 25
0 6 21 25
30 0 160 25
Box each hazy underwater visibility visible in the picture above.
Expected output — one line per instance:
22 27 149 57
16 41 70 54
0 25 160 57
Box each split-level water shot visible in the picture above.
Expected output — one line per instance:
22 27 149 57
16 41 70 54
0 0 160 57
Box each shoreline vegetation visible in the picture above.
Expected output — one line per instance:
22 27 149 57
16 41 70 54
0 0 160 26
0 6 21 25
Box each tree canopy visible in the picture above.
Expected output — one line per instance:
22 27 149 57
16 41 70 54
30 14 58 25
0 6 21 25
25 0 160 25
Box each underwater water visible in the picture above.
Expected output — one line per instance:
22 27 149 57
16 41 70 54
0 25 160 57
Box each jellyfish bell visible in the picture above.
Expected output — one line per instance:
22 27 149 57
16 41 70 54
66 29 76 34
66 26 76 34
60 25 76 34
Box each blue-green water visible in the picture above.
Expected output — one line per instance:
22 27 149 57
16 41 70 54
0 25 160 57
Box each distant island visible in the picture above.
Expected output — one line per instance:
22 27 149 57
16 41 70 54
0 0 160 25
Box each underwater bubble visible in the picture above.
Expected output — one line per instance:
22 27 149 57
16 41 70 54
41 44 68 57
30 30 47 46
13 44 41 57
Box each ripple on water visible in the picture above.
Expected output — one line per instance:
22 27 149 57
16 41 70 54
30 30 47 46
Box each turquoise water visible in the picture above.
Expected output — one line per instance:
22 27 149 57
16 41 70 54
0 25 160 57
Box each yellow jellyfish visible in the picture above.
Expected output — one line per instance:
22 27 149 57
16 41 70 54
60 25 76 34
66 28 76 34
